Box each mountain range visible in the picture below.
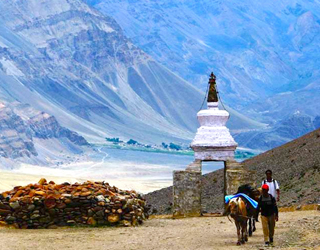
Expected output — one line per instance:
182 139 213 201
0 0 319 164
87 0 320 149
0 0 259 150
0 0 264 166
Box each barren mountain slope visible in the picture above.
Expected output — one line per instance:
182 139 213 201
242 127 320 207
145 128 320 213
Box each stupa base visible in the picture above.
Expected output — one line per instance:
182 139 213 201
193 148 236 161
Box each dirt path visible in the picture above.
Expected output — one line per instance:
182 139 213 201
0 210 319 250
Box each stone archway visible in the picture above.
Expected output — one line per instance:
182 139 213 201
172 160 255 218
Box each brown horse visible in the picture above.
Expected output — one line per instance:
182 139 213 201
226 197 249 245
236 184 261 236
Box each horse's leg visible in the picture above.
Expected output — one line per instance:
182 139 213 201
245 220 249 242
253 219 256 232
241 222 245 244
249 218 253 237
236 222 241 245
241 224 244 244
241 221 247 243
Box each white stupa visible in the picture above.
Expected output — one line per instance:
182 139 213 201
190 72 237 161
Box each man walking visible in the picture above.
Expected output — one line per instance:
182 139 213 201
262 169 280 201
256 184 279 246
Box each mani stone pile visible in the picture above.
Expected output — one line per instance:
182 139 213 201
0 179 147 229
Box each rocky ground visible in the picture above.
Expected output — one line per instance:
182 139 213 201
0 210 319 250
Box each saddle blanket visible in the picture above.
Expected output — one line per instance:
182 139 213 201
225 193 258 209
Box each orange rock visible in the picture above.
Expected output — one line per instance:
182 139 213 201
9 197 20 202
64 199 72 204
44 199 56 209
28 190 36 197
87 217 97 226
46 190 54 195
107 214 120 223
120 220 131 227
13 186 22 191
106 190 115 197
13 190 24 198
48 192 61 199
46 194 56 200
56 202 66 209
0 221 7 227
80 191 91 197
131 218 138 226
35 191 46 196
20 197 31 204
38 178 47 185
2 192 9 198
54 185 64 190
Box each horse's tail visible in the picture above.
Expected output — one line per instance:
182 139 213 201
225 201 234 224
225 202 231 215
227 214 233 224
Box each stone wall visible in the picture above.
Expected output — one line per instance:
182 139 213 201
173 170 201 218
0 179 147 229
225 160 256 196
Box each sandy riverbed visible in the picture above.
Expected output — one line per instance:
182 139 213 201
0 210 319 250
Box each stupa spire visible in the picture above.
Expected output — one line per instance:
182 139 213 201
207 72 218 103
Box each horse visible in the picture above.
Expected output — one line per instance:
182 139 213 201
236 184 261 236
226 197 249 245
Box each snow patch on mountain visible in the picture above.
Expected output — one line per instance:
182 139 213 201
0 58 24 77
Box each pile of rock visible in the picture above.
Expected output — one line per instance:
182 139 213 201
0 179 147 229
